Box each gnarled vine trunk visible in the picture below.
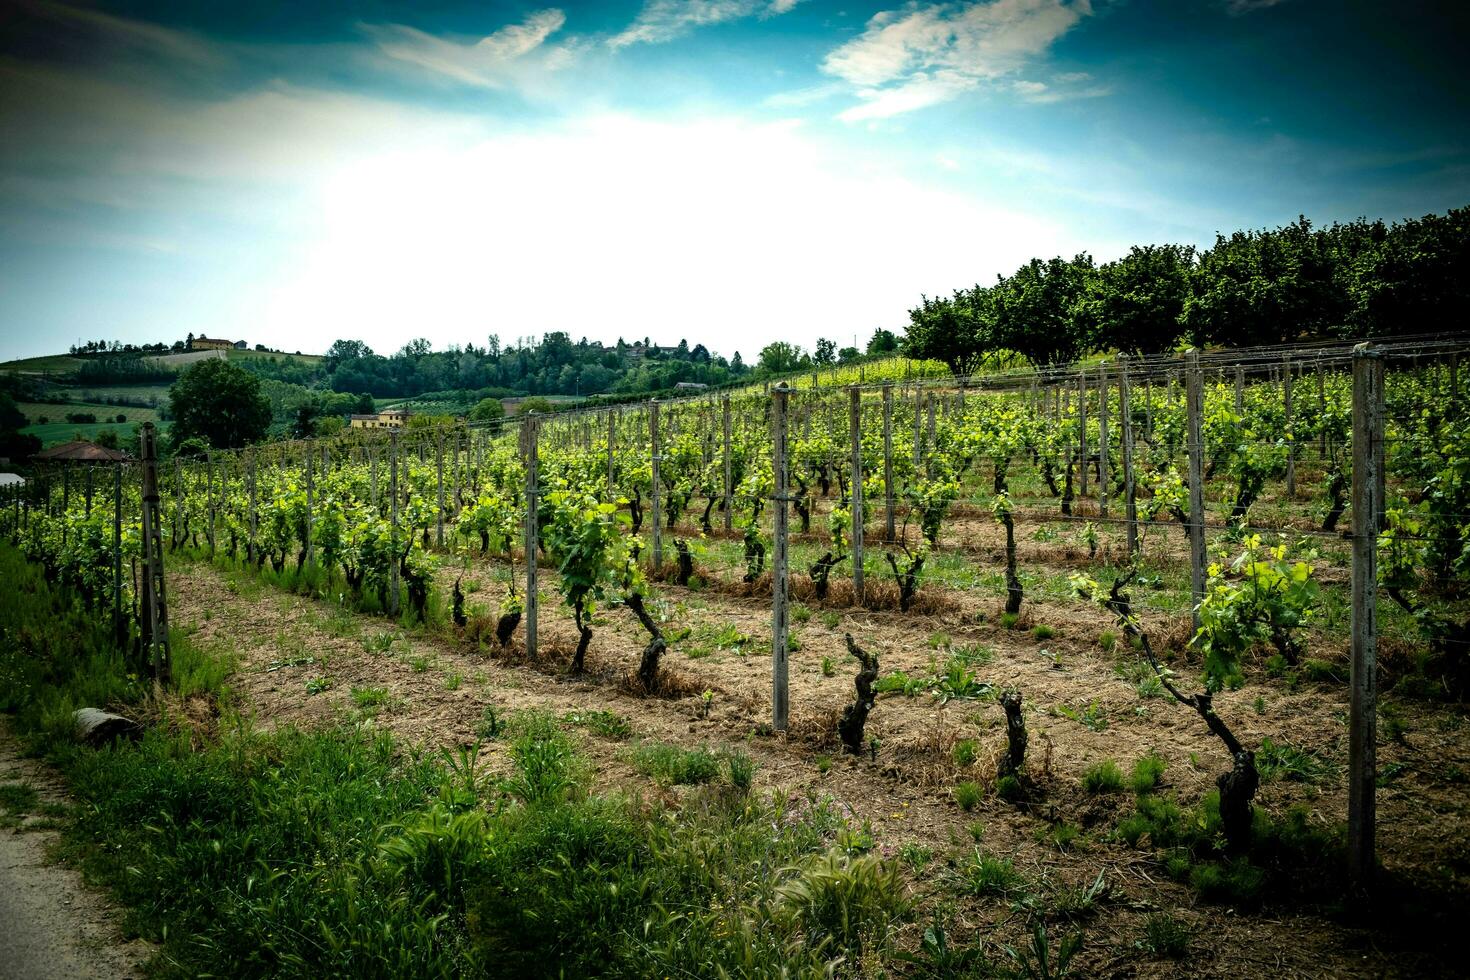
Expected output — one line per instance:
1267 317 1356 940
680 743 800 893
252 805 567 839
625 592 666 692
837 634 879 755
998 689 1027 778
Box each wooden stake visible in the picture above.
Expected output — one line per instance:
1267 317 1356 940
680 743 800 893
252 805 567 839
849 387 865 604
650 400 662 572
1185 350 1206 631
524 415 540 660
882 383 895 543
772 384 790 732
1348 343 1383 888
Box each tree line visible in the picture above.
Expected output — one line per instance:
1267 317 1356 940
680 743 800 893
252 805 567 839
904 206 1470 373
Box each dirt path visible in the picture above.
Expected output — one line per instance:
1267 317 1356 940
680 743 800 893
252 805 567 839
0 723 153 980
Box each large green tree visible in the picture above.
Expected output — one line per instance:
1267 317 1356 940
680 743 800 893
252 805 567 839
904 290 991 375
169 358 272 449
992 255 1095 367
1077 244 1195 355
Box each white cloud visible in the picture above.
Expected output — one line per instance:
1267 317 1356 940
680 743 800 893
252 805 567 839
609 0 806 49
363 9 568 87
838 70 978 121
823 0 1094 118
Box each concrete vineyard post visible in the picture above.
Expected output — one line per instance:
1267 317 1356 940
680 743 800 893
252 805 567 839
771 384 790 732
524 415 540 660
1234 366 1244 415
1185 350 1206 631
849 386 865 604
882 383 895 543
1348 343 1384 888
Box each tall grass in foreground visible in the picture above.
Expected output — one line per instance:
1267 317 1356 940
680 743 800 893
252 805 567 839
0 542 910 979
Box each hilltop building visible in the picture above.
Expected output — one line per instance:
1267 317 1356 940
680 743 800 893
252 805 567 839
189 336 243 351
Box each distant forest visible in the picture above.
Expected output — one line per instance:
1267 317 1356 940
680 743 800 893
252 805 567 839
903 206 1469 374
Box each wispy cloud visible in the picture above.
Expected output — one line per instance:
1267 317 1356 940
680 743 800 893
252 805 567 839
363 9 569 87
609 0 806 49
16 0 224 68
1224 0 1291 14
823 0 1095 119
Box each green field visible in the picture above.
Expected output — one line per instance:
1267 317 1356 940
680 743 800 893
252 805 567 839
228 348 325 365
0 353 87 374
17 401 160 425
20 419 169 448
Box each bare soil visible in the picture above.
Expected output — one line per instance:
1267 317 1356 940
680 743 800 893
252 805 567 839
164 529 1470 978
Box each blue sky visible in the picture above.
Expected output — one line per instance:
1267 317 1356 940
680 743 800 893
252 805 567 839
1 0 1466 361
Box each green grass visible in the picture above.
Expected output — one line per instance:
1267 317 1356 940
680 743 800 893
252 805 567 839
952 781 984 811
960 849 1024 896
1082 760 1125 794
16 400 161 425
1130 753 1168 794
351 686 390 708
21 419 172 448
632 742 723 785
0 547 876 978
0 353 86 373
561 709 632 740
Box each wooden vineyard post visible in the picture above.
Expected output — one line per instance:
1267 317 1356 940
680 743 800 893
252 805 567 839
112 462 123 641
771 384 791 732
1098 364 1110 518
1283 355 1296 498
650 400 663 573
925 394 936 477
912 387 923 473
1348 343 1384 888
304 441 315 568
523 415 540 660
717 399 729 531
1185 350 1206 631
435 432 445 550
1234 365 1244 415
389 431 401 618
1144 378 1153 439
1317 356 1328 457
1077 370 1089 498
882 383 895 543
1120 357 1138 558
607 409 617 502
138 423 171 685
207 454 216 560
849 386 865 604
247 450 258 564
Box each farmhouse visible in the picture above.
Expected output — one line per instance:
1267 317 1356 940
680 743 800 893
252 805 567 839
349 409 410 429
190 336 238 351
